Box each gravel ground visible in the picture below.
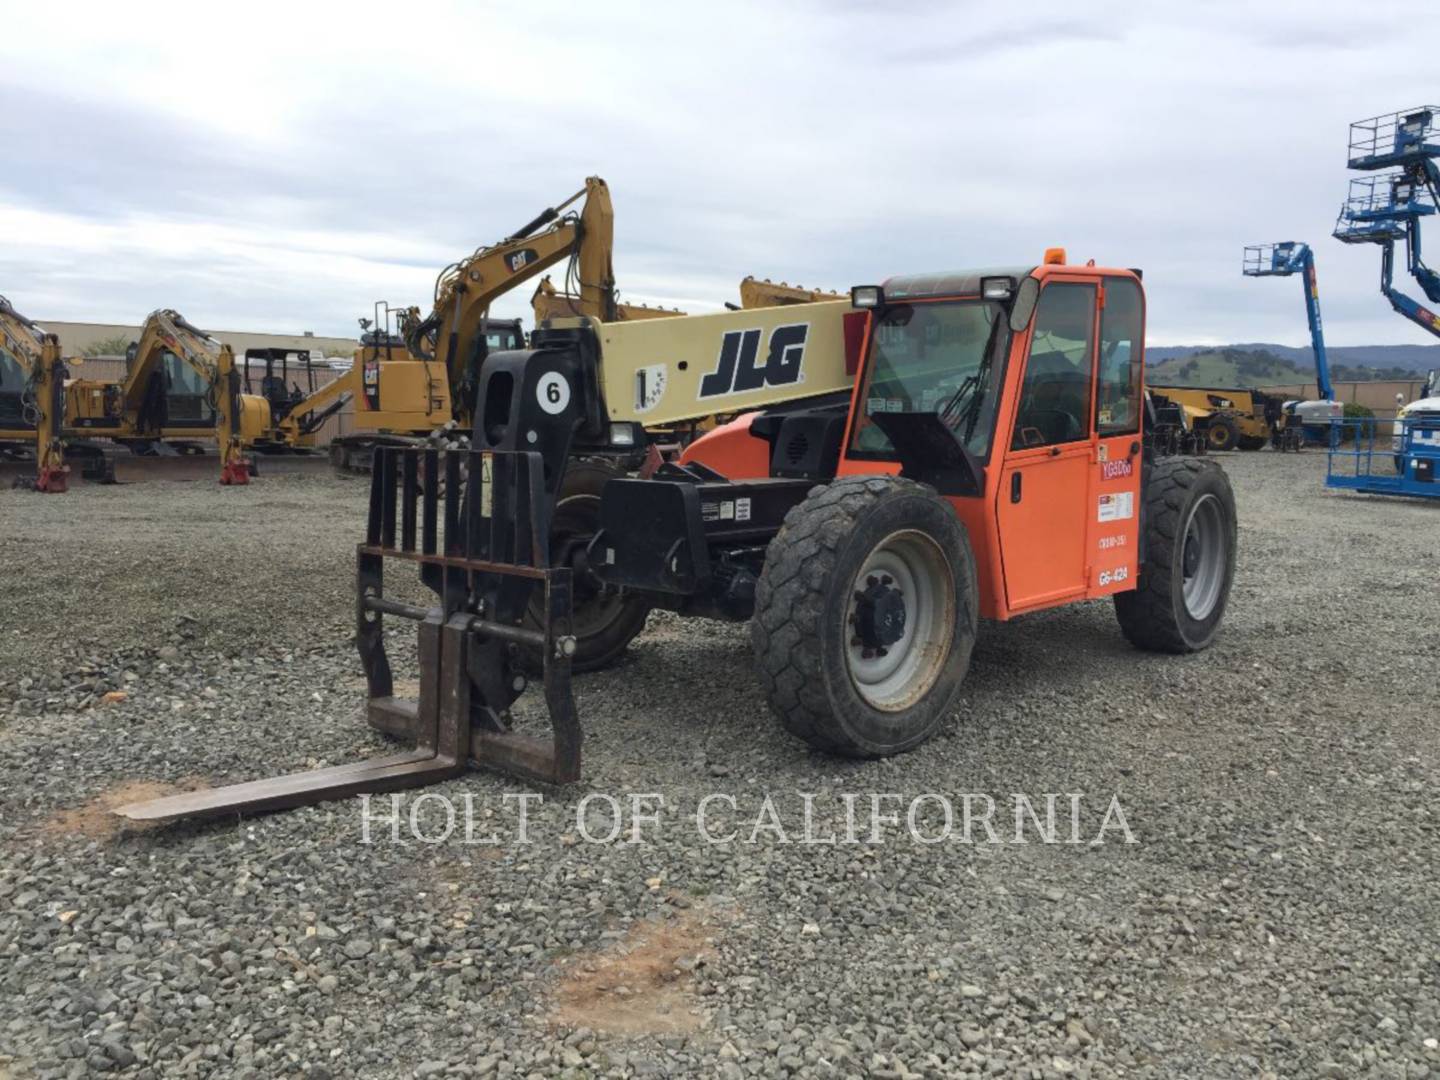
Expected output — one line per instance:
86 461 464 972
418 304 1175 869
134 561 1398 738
0 452 1437 1080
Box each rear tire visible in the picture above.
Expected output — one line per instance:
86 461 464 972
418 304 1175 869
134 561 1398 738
1206 415 1239 452
523 459 650 673
751 475 978 757
1114 457 1236 653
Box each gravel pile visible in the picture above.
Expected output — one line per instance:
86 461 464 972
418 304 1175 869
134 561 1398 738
1 453 1437 1079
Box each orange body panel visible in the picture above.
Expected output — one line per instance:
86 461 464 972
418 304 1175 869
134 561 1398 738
678 413 773 478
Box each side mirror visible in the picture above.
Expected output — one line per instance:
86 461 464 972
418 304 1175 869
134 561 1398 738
1008 278 1040 332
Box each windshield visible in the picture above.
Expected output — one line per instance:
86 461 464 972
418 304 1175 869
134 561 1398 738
848 299 1007 460
0 353 25 394
163 352 209 395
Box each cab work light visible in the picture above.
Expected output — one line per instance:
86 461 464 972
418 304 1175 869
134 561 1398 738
851 285 884 309
981 276 1014 300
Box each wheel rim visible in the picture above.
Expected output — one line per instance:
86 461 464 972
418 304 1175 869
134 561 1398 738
547 492 630 639
1180 493 1226 620
845 530 955 711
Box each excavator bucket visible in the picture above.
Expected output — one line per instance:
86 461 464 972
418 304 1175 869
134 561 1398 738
115 445 580 824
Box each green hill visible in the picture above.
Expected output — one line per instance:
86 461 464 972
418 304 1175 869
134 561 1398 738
1147 347 1419 387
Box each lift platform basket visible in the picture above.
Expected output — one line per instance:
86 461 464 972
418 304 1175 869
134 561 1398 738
1326 417 1440 500
1242 243 1300 276
1332 176 1428 245
1347 108 1440 170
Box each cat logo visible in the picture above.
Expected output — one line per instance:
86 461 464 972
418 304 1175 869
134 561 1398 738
504 249 539 274
697 323 808 399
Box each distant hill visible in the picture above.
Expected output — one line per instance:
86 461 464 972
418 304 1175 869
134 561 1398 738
1146 347 1428 388
1148 342 1439 372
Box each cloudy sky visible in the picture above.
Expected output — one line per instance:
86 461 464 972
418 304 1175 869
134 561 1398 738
1 1 1436 347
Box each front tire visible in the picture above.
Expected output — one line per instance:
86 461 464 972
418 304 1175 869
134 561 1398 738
1114 458 1237 653
1206 415 1239 452
523 459 650 673
751 476 978 757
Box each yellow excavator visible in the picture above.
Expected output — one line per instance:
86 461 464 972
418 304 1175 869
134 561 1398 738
531 275 685 322
60 309 265 483
0 295 68 492
245 180 626 471
400 177 621 429
737 276 845 308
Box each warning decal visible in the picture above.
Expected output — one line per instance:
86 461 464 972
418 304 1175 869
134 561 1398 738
1098 491 1135 523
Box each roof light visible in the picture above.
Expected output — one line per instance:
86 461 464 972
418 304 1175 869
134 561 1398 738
1043 247 1067 265
981 276 1014 300
851 285 884 310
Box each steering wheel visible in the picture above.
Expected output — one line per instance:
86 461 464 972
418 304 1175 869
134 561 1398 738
1016 408 1083 447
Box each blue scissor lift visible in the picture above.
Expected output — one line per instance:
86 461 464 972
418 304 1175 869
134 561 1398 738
1328 107 1440 499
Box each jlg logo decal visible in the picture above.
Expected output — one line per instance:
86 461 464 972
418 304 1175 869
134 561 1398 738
1100 459 1133 480
698 324 808 399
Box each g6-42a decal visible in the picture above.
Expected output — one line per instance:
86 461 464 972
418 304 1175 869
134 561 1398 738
698 323 808 399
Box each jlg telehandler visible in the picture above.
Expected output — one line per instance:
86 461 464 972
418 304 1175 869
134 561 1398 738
121 249 1237 822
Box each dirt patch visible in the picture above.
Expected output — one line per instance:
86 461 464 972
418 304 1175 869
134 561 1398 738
549 907 720 1036
38 779 209 843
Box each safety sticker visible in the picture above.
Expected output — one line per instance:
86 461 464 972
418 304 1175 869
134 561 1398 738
735 497 752 523
634 365 667 414
1097 491 1134 522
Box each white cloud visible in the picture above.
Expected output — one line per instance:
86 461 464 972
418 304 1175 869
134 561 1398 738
1 0 1437 347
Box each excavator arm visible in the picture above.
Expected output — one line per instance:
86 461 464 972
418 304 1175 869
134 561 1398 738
738 276 844 309
274 365 356 442
122 309 262 483
404 177 615 423
532 275 684 322
0 296 68 491
121 309 223 416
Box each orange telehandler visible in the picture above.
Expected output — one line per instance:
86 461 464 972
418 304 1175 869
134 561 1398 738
121 239 1238 823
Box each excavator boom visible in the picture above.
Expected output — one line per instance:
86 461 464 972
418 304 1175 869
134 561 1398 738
406 177 616 422
0 296 69 491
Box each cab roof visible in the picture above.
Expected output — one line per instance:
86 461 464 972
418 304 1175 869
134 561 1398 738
881 267 1035 300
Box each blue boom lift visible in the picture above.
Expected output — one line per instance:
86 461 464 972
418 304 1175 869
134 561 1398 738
1328 107 1440 500
1241 241 1342 441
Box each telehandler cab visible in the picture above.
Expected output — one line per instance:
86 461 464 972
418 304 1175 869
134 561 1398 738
120 252 1238 823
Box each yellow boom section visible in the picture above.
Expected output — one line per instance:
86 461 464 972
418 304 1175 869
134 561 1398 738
566 299 856 428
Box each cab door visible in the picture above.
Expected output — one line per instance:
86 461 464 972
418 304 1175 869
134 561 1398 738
1085 277 1145 599
995 280 1098 612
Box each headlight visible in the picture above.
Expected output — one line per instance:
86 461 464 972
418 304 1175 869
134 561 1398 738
609 422 638 447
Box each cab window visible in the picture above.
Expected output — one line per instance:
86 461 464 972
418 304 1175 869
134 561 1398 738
1011 283 1095 449
1096 278 1143 435
848 300 1008 461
